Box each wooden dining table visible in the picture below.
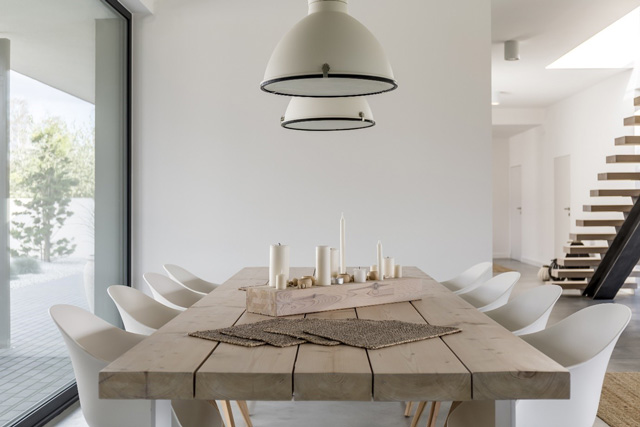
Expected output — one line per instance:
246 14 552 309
99 266 570 427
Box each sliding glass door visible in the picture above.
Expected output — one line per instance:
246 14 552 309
0 0 130 425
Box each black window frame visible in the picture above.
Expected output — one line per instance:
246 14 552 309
8 0 132 425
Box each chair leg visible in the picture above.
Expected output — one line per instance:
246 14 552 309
444 401 462 426
405 401 414 417
236 401 253 427
220 400 236 427
410 401 428 427
426 401 441 427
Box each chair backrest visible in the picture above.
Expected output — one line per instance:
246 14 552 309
516 303 632 427
49 305 154 427
441 261 493 293
458 272 520 312
163 264 218 294
108 285 181 335
143 272 203 310
483 285 562 335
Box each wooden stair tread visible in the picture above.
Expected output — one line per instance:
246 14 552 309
558 257 601 267
583 205 633 212
606 155 640 163
545 280 637 290
635 96 640 107
554 269 640 278
563 245 609 254
569 232 617 240
615 136 640 145
624 116 640 126
590 189 640 197
575 219 625 227
598 172 640 181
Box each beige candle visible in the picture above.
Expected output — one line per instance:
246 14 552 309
384 257 395 279
315 246 331 286
269 244 289 287
353 268 367 283
395 265 403 278
275 273 287 290
330 248 340 277
377 241 384 281
370 265 378 272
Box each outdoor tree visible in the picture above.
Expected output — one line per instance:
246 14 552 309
10 118 79 262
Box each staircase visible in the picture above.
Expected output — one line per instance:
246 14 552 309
549 95 640 295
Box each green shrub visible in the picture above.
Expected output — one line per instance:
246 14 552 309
9 262 17 280
11 257 42 275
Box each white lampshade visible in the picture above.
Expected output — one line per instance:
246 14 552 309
281 97 375 131
261 0 397 97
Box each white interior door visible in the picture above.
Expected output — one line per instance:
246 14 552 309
554 155 571 259
509 165 522 261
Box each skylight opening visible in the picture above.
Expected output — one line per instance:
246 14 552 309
547 7 640 69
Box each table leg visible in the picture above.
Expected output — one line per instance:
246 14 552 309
216 400 235 427
236 401 253 427
495 400 516 427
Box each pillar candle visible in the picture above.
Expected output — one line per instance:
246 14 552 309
377 240 384 281
384 257 395 279
370 265 378 272
339 213 346 274
330 248 340 277
269 244 289 287
275 273 287 290
395 265 403 278
316 245 331 286
353 268 367 283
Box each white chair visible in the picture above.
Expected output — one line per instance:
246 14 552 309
163 264 219 294
49 304 223 427
143 272 203 310
107 287 253 427
440 262 493 295
446 303 632 427
457 272 520 312
108 285 181 335
483 284 562 335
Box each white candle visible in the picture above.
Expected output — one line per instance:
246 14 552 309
384 257 395 279
339 213 346 274
395 265 403 278
316 245 331 286
353 268 367 283
330 248 340 277
275 273 287 290
269 244 289 287
377 240 384 281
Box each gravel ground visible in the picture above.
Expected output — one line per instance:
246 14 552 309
9 258 88 290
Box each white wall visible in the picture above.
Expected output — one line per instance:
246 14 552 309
507 70 637 266
131 0 492 289
492 138 510 258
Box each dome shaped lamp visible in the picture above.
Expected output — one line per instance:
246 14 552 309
281 97 375 131
261 0 397 97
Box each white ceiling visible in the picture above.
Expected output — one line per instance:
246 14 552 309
491 0 640 108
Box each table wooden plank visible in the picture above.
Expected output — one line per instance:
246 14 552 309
294 309 372 401
405 268 570 400
356 302 471 401
194 267 314 401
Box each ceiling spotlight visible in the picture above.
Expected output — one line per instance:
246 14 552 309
280 97 375 131
505 40 520 61
261 0 397 97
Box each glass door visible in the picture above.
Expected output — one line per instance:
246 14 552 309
0 0 130 425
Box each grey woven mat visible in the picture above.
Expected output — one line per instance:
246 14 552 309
264 319 341 346
219 319 306 347
302 319 461 350
188 330 266 347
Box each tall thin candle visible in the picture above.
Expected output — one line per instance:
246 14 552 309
377 240 384 281
339 213 346 274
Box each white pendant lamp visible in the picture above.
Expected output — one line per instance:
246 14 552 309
281 97 375 131
261 0 397 97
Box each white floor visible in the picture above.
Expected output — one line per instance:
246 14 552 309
45 259 619 427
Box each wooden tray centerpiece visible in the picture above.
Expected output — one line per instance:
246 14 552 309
246 277 427 317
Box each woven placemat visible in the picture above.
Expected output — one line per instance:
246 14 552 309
264 319 341 346
188 330 266 347
220 319 306 347
597 372 640 427
302 319 461 350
